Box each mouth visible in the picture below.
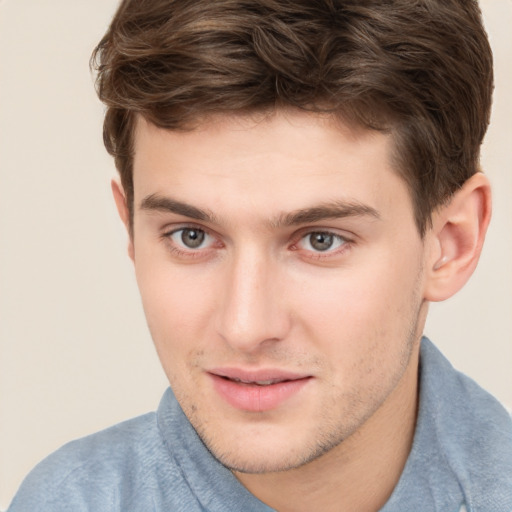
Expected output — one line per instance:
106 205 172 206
221 376 296 386
208 368 312 412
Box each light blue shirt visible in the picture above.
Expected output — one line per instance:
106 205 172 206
8 338 512 511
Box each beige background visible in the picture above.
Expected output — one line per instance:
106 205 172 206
0 0 511 508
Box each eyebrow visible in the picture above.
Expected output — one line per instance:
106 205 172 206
140 193 380 227
140 194 217 223
272 201 381 227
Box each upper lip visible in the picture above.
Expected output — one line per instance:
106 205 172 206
208 368 311 384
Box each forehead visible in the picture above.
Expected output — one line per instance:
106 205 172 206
131 110 413 224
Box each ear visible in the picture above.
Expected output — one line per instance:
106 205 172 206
424 172 492 302
111 179 135 262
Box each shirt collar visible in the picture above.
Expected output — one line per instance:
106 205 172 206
381 337 512 512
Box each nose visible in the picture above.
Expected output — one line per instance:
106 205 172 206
215 246 291 353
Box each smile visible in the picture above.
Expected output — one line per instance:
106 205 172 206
208 369 312 412
228 377 289 386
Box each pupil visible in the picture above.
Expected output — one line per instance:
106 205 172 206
181 229 205 248
310 232 333 251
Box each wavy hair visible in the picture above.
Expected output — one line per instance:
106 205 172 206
91 0 493 234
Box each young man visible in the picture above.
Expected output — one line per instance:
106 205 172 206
8 0 512 511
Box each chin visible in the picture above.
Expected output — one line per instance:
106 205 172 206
197 421 347 475
214 449 312 474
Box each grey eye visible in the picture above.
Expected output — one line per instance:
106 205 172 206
308 232 335 251
166 227 216 253
299 231 346 253
180 228 205 248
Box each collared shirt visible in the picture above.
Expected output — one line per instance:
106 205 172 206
8 338 512 511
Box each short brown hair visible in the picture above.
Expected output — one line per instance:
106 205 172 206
91 0 493 235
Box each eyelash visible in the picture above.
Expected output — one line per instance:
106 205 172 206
161 225 221 259
161 225 353 261
289 231 351 260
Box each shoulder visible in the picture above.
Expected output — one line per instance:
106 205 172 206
448 368 512 509
383 339 512 511
420 338 512 508
7 412 182 512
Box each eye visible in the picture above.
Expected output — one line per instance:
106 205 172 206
168 227 213 250
298 231 347 253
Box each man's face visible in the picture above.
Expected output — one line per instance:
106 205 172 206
127 110 430 473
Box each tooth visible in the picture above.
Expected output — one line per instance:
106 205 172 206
228 377 287 386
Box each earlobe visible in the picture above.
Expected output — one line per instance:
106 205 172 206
424 173 492 302
111 179 135 262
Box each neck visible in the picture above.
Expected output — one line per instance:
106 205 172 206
234 344 420 512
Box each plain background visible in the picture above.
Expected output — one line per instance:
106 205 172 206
0 0 511 508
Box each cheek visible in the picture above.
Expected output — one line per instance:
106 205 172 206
298 269 405 334
134 256 218 362
294 250 422 370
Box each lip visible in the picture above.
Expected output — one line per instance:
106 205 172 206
208 368 312 412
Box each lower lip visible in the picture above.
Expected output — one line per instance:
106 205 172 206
209 374 311 412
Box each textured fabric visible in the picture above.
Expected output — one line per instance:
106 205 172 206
380 339 512 512
8 338 512 511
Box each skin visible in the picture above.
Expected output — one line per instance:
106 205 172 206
113 109 491 511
